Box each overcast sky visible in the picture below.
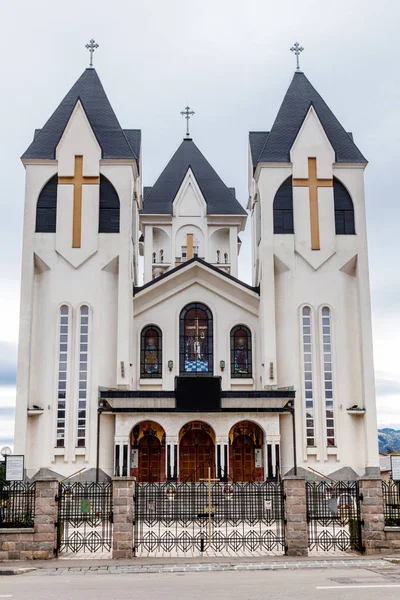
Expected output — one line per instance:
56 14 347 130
1 0 400 449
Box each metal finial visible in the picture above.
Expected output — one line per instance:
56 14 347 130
180 106 195 138
85 39 99 67
290 42 304 71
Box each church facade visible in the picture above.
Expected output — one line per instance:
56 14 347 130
14 63 380 482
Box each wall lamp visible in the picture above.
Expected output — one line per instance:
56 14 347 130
168 360 174 372
220 360 225 372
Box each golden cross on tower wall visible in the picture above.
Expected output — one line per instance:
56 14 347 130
58 156 100 248
292 157 333 250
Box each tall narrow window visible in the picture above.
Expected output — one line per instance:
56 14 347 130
321 307 335 446
180 303 213 374
334 178 355 235
56 305 69 447
77 305 89 448
98 175 120 233
302 307 315 447
230 325 252 378
160 249 164 263
216 250 220 263
273 177 294 234
140 326 162 378
36 175 57 233
152 252 156 264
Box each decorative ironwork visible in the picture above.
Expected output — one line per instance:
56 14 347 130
56 481 113 555
140 326 162 378
306 480 363 552
290 42 304 71
85 39 99 67
134 480 286 555
382 480 400 527
230 325 252 378
179 303 213 375
180 106 195 138
0 481 36 528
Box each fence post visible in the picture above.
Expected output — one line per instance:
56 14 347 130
112 477 135 559
283 475 308 556
33 478 59 559
359 477 387 554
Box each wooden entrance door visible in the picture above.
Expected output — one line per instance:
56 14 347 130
232 435 255 482
179 430 215 481
138 435 161 482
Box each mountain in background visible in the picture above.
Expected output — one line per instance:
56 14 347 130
378 428 400 453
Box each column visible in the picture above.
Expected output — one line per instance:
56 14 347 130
263 440 269 481
112 477 135 559
144 225 153 283
114 436 130 477
271 443 277 479
166 436 178 481
229 227 238 277
359 477 387 554
34 478 59 559
283 475 308 556
216 437 229 481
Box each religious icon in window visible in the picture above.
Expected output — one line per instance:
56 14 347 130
180 303 213 374
141 326 162 377
231 326 252 377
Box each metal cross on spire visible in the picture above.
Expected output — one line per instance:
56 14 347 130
180 106 195 138
290 42 304 71
85 39 99 67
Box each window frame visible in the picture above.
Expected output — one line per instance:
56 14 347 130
179 303 213 376
140 325 163 379
230 325 252 378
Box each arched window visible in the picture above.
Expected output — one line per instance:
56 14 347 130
321 307 335 446
301 306 315 447
180 303 213 374
99 175 120 233
216 250 220 263
152 252 156 264
140 326 162 378
230 325 252 378
36 175 57 232
334 178 355 234
77 305 89 448
160 249 164 263
273 177 294 234
56 305 70 447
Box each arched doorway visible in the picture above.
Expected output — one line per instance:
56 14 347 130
130 421 166 482
179 422 215 481
229 421 264 482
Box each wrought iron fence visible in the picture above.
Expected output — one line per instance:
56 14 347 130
134 480 286 555
0 481 36 528
382 480 400 527
56 481 113 555
306 480 363 552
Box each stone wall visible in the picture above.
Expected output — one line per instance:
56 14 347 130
0 478 58 561
112 477 134 559
359 477 400 554
283 475 308 556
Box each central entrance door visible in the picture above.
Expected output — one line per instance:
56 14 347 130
179 429 215 481
232 434 255 482
138 435 161 482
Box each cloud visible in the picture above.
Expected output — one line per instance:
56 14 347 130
375 377 400 397
0 341 17 385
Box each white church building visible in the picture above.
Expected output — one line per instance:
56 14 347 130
14 60 380 482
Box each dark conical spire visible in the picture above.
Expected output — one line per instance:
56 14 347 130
250 71 366 165
22 68 140 160
142 138 246 216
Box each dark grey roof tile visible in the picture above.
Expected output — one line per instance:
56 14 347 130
22 68 139 161
142 138 246 216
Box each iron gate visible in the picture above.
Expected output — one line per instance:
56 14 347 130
306 480 364 552
134 480 286 555
56 481 113 556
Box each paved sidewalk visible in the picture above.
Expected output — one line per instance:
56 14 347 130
1 554 400 576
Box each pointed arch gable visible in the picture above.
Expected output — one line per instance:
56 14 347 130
273 176 294 234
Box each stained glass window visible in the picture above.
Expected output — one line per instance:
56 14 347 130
141 326 162 378
230 325 252 378
77 305 89 448
56 305 69 447
180 303 213 374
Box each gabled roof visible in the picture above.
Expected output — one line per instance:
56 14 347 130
250 71 367 166
22 68 140 161
141 138 247 216
134 257 259 295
